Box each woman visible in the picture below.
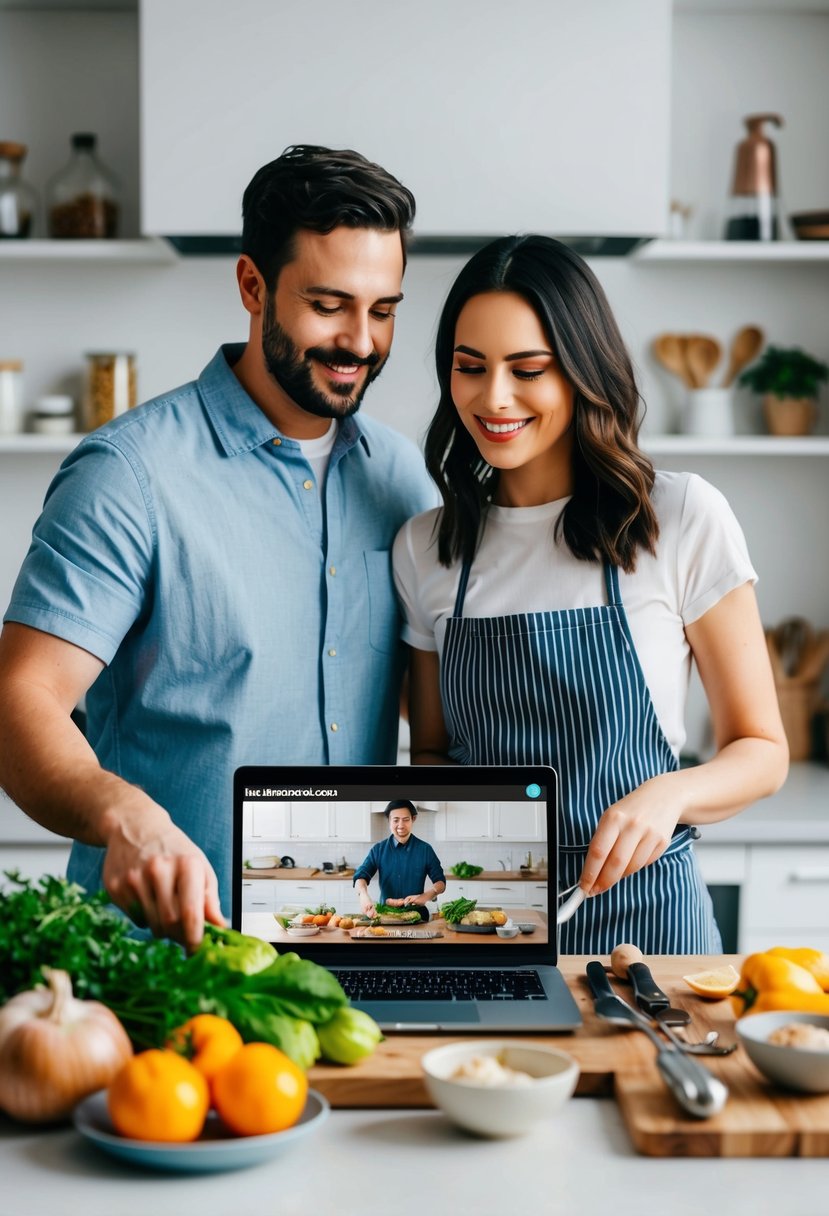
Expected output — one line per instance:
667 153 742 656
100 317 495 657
393 235 788 954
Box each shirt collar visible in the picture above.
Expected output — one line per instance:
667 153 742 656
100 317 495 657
197 343 371 459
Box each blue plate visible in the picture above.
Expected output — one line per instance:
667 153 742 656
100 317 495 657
73 1088 329 1173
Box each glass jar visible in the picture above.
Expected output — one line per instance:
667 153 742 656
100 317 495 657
32 394 76 436
0 359 24 434
83 353 136 430
0 142 38 239
47 133 119 239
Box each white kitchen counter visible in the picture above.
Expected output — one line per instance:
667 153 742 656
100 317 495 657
0 1101 821 1216
693 762 829 846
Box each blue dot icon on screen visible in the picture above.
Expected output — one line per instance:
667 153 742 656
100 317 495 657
525 783 541 798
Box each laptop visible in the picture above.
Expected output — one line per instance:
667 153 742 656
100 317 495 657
232 765 581 1032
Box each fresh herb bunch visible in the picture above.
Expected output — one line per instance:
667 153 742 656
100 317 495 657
439 896 478 924
0 872 347 1064
449 861 483 878
738 345 829 400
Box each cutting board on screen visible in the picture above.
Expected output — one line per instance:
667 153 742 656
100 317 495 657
307 956 829 1157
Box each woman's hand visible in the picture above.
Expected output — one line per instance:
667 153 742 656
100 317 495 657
578 774 681 896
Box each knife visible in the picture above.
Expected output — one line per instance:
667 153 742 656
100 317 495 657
627 961 690 1024
585 962 727 1120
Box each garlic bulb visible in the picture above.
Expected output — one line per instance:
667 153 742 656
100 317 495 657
0 968 133 1123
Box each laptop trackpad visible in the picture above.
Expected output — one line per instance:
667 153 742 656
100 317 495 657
355 1001 481 1026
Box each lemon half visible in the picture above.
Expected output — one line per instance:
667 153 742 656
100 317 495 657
681 963 740 999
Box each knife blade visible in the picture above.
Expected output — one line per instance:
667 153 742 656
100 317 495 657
585 962 728 1119
628 960 690 1024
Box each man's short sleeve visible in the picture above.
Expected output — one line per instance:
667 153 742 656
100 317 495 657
3 438 154 663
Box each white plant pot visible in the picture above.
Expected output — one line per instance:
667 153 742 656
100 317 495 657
682 388 735 437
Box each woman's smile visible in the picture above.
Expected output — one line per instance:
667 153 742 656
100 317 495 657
475 415 533 440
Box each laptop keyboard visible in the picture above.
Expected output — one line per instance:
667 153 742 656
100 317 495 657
330 968 547 1001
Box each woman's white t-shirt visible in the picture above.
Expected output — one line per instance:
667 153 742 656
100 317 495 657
392 470 756 759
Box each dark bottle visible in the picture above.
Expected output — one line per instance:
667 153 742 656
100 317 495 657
723 114 784 242
47 132 119 239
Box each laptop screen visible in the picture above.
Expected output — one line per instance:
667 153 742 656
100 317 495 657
233 766 557 963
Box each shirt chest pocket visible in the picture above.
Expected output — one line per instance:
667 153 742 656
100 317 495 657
363 549 401 655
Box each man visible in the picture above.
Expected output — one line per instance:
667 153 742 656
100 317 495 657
354 800 446 921
0 146 433 949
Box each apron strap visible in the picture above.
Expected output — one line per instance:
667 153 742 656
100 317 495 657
452 560 473 618
604 561 623 607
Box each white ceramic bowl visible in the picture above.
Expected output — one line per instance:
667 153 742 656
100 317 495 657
421 1040 579 1137
287 924 320 937
496 925 520 939
736 1012 829 1093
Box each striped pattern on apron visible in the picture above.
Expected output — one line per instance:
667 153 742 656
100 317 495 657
440 559 721 954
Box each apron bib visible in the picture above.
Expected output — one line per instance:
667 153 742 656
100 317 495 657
440 558 720 954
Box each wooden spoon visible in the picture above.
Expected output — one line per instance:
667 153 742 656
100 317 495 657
652 334 694 388
685 335 722 389
722 325 764 387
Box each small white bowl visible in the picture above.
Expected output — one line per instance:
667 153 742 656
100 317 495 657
496 925 520 939
287 924 320 937
421 1040 579 1137
736 1012 829 1093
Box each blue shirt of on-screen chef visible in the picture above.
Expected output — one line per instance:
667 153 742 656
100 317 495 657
3 344 435 911
352 835 446 906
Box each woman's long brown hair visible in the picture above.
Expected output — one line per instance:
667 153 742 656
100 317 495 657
425 235 658 572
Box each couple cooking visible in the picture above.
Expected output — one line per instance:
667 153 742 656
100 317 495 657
0 145 788 956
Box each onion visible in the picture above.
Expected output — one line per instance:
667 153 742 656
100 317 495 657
0 968 133 1123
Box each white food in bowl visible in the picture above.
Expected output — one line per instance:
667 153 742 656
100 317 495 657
768 1022 829 1050
450 1054 533 1087
286 924 320 937
736 1012 829 1092
421 1039 579 1137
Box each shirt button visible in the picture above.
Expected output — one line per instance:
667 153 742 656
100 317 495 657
328 648 337 657
330 722 339 732
303 479 314 490
272 438 282 446
329 566 336 576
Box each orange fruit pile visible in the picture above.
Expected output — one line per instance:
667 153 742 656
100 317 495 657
107 1015 308 1142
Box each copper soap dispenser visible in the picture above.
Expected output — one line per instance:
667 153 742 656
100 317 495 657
724 113 784 241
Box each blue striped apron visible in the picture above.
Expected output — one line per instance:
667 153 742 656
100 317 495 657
440 558 721 954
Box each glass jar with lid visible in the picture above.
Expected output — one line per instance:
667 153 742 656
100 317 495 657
47 133 119 239
32 394 76 436
0 142 39 239
83 352 136 430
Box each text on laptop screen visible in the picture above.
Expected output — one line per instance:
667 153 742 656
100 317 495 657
238 780 550 950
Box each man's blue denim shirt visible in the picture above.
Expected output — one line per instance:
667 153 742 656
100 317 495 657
4 345 435 910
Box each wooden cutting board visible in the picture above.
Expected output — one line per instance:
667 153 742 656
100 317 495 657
307 955 829 1157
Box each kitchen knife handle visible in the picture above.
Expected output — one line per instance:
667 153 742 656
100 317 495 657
585 960 617 1002
656 1050 728 1120
628 961 670 1014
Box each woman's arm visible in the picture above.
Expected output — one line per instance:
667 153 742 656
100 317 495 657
580 582 788 896
408 647 456 764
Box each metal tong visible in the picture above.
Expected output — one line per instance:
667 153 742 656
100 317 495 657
586 962 728 1120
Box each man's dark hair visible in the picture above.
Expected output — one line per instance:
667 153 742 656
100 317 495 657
241 144 416 287
383 799 417 819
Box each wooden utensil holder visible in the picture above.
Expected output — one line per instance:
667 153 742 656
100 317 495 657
774 679 821 761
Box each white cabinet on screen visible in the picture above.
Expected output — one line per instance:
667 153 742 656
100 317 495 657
492 802 544 842
330 803 371 841
247 802 289 840
438 803 491 841
241 880 275 914
288 802 331 841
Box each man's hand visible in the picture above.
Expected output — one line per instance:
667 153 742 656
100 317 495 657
361 899 377 918
402 894 429 907
384 897 405 907
101 799 224 952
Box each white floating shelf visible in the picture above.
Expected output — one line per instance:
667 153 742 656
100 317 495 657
642 435 829 456
0 238 177 265
0 434 86 455
635 240 829 263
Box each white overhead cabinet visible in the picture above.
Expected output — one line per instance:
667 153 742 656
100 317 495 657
139 0 671 242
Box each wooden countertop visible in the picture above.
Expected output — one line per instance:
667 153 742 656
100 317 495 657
272 908 548 947
244 867 355 880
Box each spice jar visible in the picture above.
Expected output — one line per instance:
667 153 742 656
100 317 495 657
83 353 136 430
0 359 24 434
32 394 76 436
0 142 38 238
47 133 119 239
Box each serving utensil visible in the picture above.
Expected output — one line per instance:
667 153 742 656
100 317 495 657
685 334 722 388
653 333 694 387
722 324 764 387
585 962 728 1118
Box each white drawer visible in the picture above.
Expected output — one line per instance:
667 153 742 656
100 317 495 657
242 879 276 913
694 844 747 886
743 846 829 932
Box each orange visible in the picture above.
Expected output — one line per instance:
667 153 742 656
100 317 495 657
108 1049 209 1142
212 1042 308 1136
167 1014 244 1093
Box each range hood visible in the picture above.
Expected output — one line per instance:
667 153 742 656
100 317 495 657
141 0 671 256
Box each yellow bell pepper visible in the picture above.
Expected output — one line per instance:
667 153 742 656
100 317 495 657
764 946 829 992
730 951 825 1017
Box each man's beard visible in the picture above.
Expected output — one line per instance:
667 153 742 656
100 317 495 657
261 294 385 421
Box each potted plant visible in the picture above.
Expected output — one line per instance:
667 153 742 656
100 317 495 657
739 345 829 436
